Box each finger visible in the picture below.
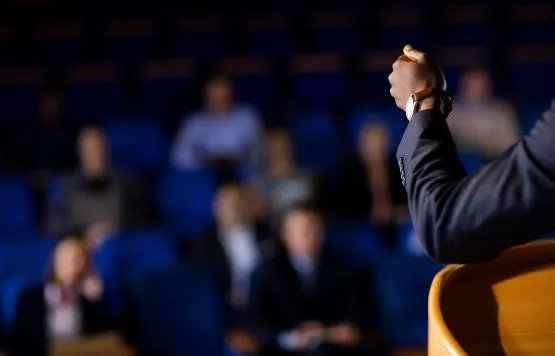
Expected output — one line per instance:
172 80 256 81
403 44 426 63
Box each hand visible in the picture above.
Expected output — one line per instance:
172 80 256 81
289 322 326 351
81 275 103 301
388 44 446 111
326 323 362 347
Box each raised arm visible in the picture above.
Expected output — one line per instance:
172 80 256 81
389 45 555 263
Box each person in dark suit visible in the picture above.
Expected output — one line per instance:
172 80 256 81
9 237 113 356
388 44 555 264
247 203 372 356
194 183 277 313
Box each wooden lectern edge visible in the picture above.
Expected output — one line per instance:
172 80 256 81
427 239 555 355
428 264 465 355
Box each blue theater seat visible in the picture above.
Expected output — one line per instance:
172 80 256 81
459 152 488 174
375 254 443 348
325 221 386 264
517 99 553 134
156 169 217 238
0 177 35 234
0 238 55 324
176 16 225 60
107 120 168 174
510 4 555 44
361 50 399 105
139 59 195 117
309 12 361 53
66 64 124 124
0 68 42 123
107 19 153 65
436 46 488 93
289 110 341 174
439 5 493 46
507 44 555 101
94 229 178 315
34 23 85 67
219 57 277 110
291 53 350 106
131 263 225 356
246 16 294 56
376 7 430 49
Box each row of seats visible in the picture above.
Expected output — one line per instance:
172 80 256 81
0 226 441 351
0 46 553 121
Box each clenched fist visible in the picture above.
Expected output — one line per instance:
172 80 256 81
388 45 446 112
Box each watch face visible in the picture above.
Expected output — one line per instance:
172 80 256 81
405 96 415 120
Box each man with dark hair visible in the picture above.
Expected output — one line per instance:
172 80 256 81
388 44 555 263
247 203 371 356
47 126 146 245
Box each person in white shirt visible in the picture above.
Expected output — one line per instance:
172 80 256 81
193 183 276 312
171 75 265 176
10 237 112 356
447 69 520 158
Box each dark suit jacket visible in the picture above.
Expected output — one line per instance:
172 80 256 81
246 250 372 352
396 103 555 263
9 284 113 356
193 222 277 298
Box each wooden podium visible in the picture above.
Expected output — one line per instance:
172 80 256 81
428 240 555 355
50 332 128 356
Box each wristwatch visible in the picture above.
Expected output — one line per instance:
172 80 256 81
405 87 454 120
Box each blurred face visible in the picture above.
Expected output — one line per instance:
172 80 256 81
78 127 109 177
461 69 492 102
282 210 323 258
53 238 87 286
204 78 233 113
40 91 64 122
267 130 293 166
359 124 390 162
214 185 244 228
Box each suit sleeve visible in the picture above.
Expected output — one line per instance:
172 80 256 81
396 103 555 263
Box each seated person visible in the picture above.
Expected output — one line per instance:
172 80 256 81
250 128 314 225
171 75 264 180
193 183 277 314
340 123 407 247
9 237 113 356
247 203 372 356
447 69 519 158
46 126 146 247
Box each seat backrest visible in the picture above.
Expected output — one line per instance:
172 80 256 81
376 255 443 348
107 120 168 174
132 263 225 356
429 240 555 355
156 169 217 238
0 176 35 234
94 230 178 314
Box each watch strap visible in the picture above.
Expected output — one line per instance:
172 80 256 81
411 87 453 117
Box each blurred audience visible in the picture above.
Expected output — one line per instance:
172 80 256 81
340 123 407 246
247 203 371 356
17 88 77 175
9 237 112 356
194 183 276 314
448 69 520 158
46 126 146 246
171 75 265 179
250 128 314 224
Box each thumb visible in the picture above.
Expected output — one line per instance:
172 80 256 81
403 44 427 63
